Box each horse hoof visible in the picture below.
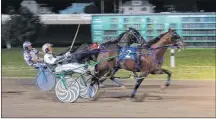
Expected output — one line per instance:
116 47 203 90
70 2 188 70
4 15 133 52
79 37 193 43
119 86 126 89
160 84 166 90
130 97 140 102
130 98 137 102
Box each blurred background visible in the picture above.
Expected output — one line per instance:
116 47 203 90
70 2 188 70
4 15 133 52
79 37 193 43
1 0 215 79
1 0 216 48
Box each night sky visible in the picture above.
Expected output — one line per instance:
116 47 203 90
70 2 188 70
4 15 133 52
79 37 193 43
1 0 216 14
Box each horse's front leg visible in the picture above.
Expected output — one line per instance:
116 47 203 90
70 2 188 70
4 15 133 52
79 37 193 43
131 72 148 101
151 68 172 89
160 68 172 89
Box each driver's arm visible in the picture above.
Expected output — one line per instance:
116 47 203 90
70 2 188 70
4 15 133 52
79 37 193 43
32 58 43 63
44 54 57 64
44 54 66 64
55 55 66 63
33 48 45 57
38 51 45 56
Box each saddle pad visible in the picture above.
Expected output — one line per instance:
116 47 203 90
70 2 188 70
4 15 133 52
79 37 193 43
119 47 138 61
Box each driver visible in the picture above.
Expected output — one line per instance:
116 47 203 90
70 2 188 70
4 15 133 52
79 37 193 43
42 43 87 73
23 41 44 68
89 43 101 60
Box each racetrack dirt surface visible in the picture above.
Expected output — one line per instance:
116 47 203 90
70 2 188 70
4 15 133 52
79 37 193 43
2 78 215 118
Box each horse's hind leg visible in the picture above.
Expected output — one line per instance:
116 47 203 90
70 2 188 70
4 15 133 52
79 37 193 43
90 76 99 87
109 68 125 88
97 70 124 88
87 78 96 98
98 71 111 88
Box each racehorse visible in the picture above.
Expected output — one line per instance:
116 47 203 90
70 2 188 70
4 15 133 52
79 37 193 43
98 28 167 86
90 28 185 101
91 27 148 87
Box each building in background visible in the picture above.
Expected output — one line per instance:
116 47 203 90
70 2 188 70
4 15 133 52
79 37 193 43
21 0 53 14
119 0 155 14
2 0 216 14
39 4 54 14
164 5 176 13
59 2 94 14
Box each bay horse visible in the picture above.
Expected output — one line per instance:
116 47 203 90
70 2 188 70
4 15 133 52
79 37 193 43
92 27 148 87
89 28 185 100
98 28 169 87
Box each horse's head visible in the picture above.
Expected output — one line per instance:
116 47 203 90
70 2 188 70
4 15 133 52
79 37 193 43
128 27 147 45
160 28 185 51
118 27 146 47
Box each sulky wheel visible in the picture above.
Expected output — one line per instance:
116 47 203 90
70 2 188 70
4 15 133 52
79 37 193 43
77 74 99 99
55 76 80 103
35 70 56 91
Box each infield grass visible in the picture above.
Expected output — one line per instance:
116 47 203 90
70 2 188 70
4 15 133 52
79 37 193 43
2 48 215 80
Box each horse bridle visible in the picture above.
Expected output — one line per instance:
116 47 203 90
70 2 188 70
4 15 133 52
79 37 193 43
170 31 184 50
117 28 143 45
117 31 132 46
128 29 145 45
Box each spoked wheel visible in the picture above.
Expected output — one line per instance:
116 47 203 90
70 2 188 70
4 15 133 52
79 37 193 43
77 74 99 99
35 70 56 91
55 76 80 103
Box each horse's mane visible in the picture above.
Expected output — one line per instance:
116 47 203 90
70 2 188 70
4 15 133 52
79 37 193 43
146 32 168 46
128 27 147 44
101 31 126 48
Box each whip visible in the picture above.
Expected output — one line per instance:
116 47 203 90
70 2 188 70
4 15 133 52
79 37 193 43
69 24 80 51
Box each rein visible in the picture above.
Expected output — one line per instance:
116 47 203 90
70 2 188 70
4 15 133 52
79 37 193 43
64 43 180 67
148 44 179 50
66 44 179 57
149 44 180 65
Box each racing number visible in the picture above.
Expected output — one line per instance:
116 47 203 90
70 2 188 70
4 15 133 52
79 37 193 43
125 50 132 58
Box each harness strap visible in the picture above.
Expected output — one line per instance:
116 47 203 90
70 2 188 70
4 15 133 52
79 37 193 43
91 44 179 74
136 54 141 72
116 48 142 72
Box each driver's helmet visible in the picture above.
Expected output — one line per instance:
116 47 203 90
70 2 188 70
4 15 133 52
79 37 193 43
42 43 53 53
23 41 32 50
90 43 99 50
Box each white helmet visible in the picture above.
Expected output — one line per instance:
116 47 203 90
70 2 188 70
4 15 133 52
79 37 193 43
42 43 53 53
23 41 32 50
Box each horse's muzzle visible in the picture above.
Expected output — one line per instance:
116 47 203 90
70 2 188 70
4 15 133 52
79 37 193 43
176 39 185 52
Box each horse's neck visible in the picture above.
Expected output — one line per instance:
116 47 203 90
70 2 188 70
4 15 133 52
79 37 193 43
151 38 169 62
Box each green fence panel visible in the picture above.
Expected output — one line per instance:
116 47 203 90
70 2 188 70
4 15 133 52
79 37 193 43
91 13 216 47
